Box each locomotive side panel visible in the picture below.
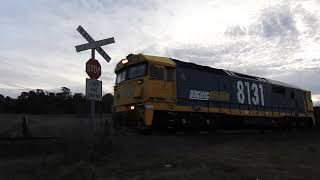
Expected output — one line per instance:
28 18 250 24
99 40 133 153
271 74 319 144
229 77 271 115
175 63 222 108
296 90 306 113
175 60 308 116
175 61 273 113
268 85 305 113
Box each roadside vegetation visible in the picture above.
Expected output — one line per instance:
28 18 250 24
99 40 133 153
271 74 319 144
0 87 113 114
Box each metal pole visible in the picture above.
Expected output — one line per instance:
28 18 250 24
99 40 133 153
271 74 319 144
91 48 95 59
91 101 95 124
91 48 95 133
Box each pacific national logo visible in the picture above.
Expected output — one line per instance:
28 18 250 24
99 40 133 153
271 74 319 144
189 90 230 102
189 90 209 100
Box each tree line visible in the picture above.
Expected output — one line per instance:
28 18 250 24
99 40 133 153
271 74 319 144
0 87 113 114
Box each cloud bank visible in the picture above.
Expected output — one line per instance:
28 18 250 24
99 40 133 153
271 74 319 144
0 0 320 104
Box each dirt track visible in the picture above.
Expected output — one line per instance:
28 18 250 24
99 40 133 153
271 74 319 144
0 114 320 179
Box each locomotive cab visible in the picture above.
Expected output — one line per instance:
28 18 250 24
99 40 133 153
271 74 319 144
113 54 176 130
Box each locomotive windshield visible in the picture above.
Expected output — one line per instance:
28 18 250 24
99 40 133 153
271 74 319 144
116 63 146 83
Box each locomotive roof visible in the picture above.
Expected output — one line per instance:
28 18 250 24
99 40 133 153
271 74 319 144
266 79 304 91
172 58 306 91
143 54 175 67
118 54 307 91
115 54 175 72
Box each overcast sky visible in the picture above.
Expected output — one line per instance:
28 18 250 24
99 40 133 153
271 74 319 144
0 0 320 102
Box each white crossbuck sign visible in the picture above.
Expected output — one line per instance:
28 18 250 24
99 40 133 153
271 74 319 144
75 25 115 62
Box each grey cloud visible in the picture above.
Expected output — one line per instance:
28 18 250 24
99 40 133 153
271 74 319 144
222 3 304 67
167 41 320 94
273 68 320 94
165 2 320 95
1 0 320 98
225 25 247 38
294 4 320 39
165 41 252 65
0 88 25 98
254 4 299 39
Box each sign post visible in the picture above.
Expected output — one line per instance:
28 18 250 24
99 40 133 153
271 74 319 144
86 78 102 121
75 25 115 133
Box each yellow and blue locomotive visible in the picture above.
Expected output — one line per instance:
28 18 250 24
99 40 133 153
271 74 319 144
112 54 315 132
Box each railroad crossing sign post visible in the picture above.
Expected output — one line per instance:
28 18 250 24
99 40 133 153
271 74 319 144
75 25 115 127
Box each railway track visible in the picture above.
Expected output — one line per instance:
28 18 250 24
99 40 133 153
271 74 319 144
113 123 319 136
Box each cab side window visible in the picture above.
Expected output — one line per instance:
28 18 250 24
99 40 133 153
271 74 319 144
116 71 127 83
149 64 164 80
307 93 312 102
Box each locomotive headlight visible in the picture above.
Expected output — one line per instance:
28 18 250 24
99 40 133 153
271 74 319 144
122 59 129 64
130 105 135 110
138 79 144 84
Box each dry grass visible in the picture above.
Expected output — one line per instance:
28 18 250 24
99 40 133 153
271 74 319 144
0 114 320 179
